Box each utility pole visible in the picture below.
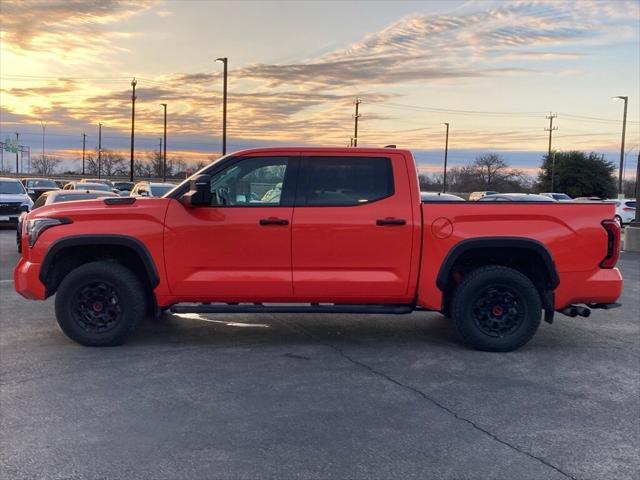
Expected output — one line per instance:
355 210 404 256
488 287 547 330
353 98 362 147
442 122 450 193
98 123 102 178
216 57 228 155
15 132 19 175
614 96 628 197
160 103 167 181
130 77 137 182
545 113 558 191
82 133 86 175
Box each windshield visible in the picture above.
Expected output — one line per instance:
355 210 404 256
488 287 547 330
150 184 174 196
78 183 110 192
26 179 58 189
626 201 636 208
0 180 26 195
552 193 571 200
54 193 107 203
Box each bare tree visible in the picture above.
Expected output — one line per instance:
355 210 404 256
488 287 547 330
32 155 61 176
147 148 164 178
85 149 126 177
100 150 127 177
474 154 509 187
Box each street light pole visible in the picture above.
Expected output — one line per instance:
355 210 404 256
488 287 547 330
634 150 639 223
98 123 102 178
160 103 167 181
40 120 47 162
82 133 86 175
442 122 449 193
614 96 628 197
15 132 19 175
130 77 137 182
216 57 228 155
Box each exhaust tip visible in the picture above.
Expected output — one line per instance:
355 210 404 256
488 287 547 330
577 307 591 318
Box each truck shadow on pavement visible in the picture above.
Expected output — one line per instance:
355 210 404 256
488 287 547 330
128 311 465 350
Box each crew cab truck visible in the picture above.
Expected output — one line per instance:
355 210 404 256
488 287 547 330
14 148 623 351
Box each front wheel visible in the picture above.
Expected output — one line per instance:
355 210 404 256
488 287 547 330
451 266 542 352
55 261 146 346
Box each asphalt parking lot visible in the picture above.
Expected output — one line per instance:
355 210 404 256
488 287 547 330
0 227 638 480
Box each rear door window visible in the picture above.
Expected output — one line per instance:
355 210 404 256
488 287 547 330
299 157 394 206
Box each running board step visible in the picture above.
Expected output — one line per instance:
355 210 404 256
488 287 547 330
170 303 414 315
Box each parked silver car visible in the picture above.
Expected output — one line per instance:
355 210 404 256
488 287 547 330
0 177 34 225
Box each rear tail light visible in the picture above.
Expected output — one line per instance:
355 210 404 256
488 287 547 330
600 219 620 268
622 207 635 212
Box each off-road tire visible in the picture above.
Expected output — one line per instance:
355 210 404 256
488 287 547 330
451 265 542 352
55 261 146 346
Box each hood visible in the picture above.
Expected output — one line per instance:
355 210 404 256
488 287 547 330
0 193 32 204
28 196 172 223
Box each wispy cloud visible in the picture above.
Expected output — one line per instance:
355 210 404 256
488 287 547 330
234 0 638 88
0 0 156 59
1 0 638 153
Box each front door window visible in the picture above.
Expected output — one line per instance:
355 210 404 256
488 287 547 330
210 157 289 206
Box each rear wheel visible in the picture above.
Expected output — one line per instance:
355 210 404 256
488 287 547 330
614 215 623 227
55 261 146 346
451 266 542 352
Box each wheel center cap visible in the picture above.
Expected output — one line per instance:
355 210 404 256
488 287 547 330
492 305 504 316
92 302 104 312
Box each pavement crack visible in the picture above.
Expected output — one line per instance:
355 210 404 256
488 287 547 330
273 316 578 480
329 344 578 480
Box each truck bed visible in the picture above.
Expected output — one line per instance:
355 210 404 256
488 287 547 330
417 202 622 311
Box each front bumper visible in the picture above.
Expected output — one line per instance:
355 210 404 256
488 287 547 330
0 214 20 223
14 257 46 300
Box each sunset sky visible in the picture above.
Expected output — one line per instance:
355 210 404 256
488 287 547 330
0 0 639 176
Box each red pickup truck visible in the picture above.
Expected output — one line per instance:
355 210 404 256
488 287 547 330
14 147 623 351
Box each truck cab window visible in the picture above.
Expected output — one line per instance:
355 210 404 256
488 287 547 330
210 157 288 206
301 157 394 206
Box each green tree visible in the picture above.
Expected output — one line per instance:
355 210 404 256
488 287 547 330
536 151 616 198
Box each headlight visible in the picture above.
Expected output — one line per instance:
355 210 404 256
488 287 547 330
21 197 34 211
26 217 71 248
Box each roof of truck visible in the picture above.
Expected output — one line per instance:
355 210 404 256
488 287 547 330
230 147 412 156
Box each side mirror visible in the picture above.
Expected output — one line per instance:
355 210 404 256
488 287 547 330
181 174 211 207
140 191 149 197
27 189 35 195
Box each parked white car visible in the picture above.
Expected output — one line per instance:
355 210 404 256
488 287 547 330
605 198 636 226
0 177 34 224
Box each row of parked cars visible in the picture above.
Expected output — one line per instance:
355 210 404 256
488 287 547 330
1 177 176 229
420 191 636 225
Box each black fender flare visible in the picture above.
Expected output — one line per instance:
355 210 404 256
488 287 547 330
39 234 160 288
436 237 560 291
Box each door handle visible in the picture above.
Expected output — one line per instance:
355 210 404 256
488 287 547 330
376 218 406 226
259 217 289 226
